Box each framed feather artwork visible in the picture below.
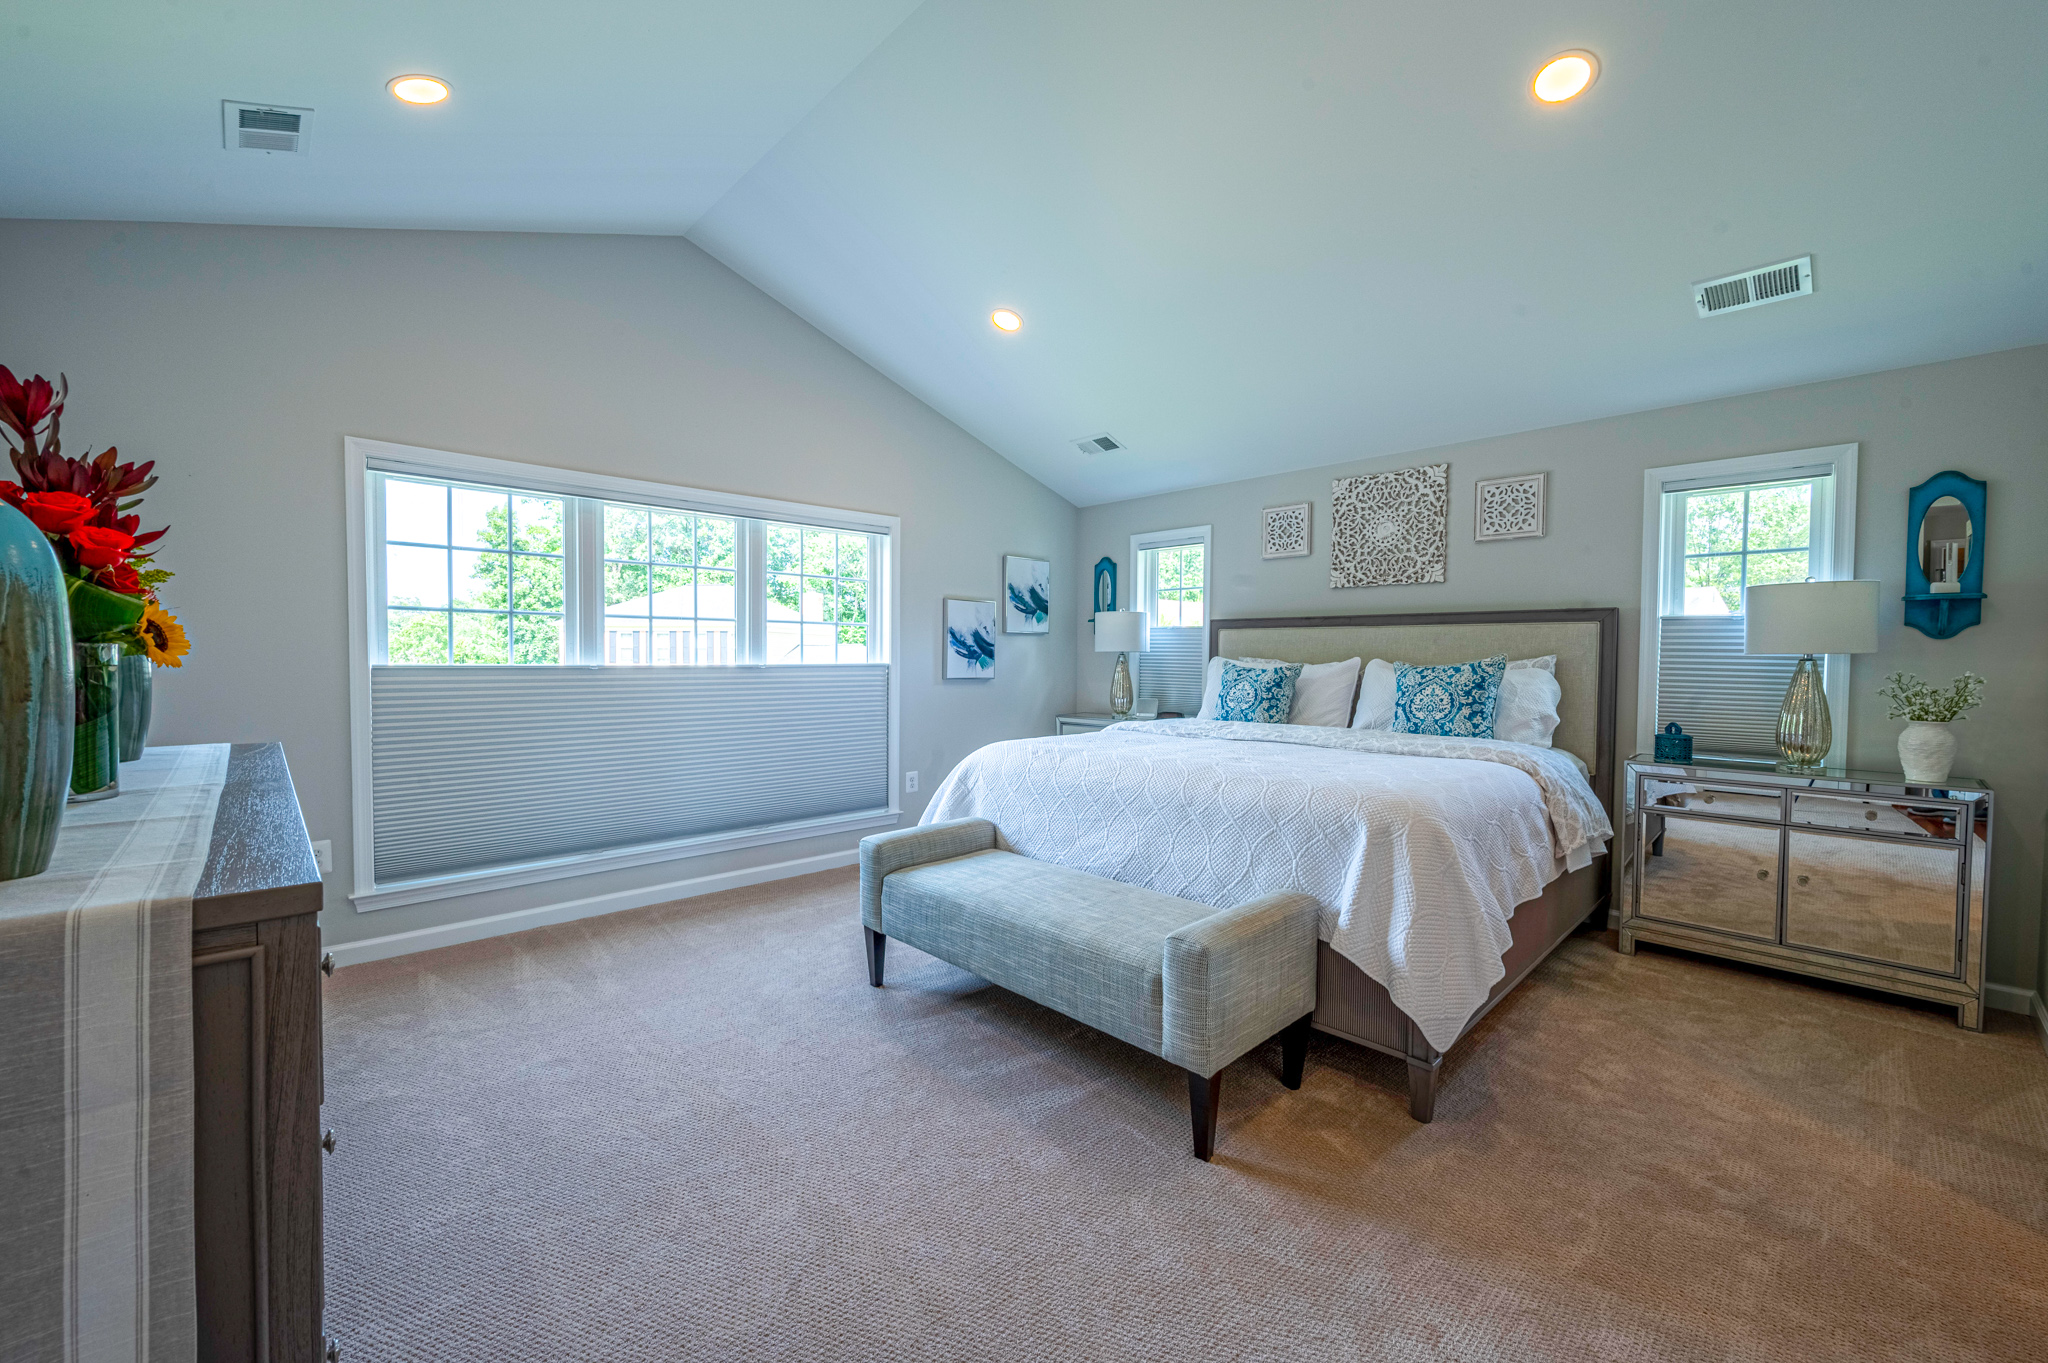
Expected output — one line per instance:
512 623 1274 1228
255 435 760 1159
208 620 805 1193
944 598 996 678
1003 556 1051 633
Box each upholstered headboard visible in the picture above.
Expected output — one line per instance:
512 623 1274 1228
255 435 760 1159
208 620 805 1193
1210 608 1620 814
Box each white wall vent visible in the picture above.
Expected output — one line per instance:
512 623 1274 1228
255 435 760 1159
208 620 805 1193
1694 256 1812 317
1073 433 1124 456
223 101 311 154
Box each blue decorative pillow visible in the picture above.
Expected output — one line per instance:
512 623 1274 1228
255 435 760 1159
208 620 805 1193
1392 655 1507 738
1215 661 1302 724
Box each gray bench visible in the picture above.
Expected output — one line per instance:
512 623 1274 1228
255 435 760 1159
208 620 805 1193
859 818 1319 1159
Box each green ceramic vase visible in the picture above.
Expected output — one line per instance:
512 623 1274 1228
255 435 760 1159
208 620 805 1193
118 652 152 761
0 502 74 878
71 642 122 802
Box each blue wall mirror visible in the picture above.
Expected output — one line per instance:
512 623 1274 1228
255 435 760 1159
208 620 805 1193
1092 556 1117 615
1902 470 1986 639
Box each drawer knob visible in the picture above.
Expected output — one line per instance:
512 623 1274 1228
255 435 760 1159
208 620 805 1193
324 1337 342 1363
1865 810 1877 821
1797 874 1810 886
1703 794 1715 804
320 952 335 977
321 1129 337 1155
1755 869 1769 881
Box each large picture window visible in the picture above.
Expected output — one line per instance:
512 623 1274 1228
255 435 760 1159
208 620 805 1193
347 438 899 910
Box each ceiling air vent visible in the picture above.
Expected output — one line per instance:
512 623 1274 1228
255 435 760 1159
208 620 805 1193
1694 256 1812 318
1074 433 1124 457
223 101 311 154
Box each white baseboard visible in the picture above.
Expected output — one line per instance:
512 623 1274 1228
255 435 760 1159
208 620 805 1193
1983 982 2037 1017
323 847 859 969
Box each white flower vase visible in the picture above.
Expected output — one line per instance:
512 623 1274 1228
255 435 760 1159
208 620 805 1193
1897 721 1957 785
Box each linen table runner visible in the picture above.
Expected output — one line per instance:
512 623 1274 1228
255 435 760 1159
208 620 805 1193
1 743 231 1363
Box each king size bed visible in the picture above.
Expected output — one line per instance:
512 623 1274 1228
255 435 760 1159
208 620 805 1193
921 607 1620 1120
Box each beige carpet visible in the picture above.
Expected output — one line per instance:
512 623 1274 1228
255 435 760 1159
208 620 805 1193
322 867 2048 1362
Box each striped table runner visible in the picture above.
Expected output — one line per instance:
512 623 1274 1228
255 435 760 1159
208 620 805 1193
1 743 231 1363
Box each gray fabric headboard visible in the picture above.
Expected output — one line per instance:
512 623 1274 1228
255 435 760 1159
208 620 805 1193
1210 608 1620 813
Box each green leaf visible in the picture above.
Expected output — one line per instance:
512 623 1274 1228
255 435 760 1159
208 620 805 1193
67 573 147 641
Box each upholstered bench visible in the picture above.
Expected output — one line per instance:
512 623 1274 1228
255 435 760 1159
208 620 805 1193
859 818 1319 1159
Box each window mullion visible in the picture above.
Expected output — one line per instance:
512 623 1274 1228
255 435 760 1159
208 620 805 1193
738 519 766 665
566 497 605 665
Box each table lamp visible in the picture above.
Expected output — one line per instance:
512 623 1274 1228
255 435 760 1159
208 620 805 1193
1744 580 1879 769
1093 611 1149 720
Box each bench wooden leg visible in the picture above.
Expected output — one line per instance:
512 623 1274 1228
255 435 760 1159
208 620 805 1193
1279 1013 1312 1090
864 928 886 988
1406 1060 1439 1123
1186 1070 1223 1161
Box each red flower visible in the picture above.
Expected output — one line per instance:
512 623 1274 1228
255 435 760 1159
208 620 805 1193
0 481 21 509
0 366 58 444
18 490 95 536
97 561 143 595
68 523 134 568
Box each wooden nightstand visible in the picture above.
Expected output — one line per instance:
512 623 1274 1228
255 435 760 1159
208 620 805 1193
1620 754 1992 1029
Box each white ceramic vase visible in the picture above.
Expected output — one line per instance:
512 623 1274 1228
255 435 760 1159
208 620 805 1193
1897 720 1957 785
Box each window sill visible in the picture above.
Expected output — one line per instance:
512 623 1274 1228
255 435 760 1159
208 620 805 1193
350 805 900 912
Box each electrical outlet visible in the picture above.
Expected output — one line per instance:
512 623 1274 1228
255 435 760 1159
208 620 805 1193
311 839 333 876
904 771 919 794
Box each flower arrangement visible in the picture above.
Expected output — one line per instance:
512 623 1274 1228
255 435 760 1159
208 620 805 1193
0 366 189 666
1876 671 1984 723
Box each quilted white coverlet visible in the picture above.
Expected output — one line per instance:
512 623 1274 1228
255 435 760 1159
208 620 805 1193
919 719 1612 1050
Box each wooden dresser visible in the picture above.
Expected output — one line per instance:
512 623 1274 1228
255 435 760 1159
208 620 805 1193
191 743 327 1362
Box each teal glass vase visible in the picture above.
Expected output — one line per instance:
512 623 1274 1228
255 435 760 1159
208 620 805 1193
118 652 152 761
70 642 122 802
0 502 74 878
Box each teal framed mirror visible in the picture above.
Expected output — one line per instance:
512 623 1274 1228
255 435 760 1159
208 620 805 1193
1902 470 1985 639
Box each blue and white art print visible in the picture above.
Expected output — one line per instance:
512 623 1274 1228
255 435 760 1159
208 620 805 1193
945 598 997 678
1003 556 1050 634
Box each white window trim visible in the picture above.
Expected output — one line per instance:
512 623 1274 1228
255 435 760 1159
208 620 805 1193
343 436 901 907
1636 443 1858 763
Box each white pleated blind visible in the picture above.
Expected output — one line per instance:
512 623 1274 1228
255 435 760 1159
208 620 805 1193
1654 616 1799 758
371 665 889 883
1138 627 1206 717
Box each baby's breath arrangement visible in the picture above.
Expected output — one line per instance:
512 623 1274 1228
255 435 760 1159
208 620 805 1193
1877 671 1985 722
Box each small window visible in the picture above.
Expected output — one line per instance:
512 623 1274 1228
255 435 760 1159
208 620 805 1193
1147 543 1206 628
765 522 876 665
1130 526 1212 717
603 504 738 666
1676 478 1816 615
383 478 567 664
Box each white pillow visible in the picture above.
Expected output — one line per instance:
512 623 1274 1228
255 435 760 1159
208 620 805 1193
1350 658 1399 730
1288 657 1361 727
1350 653 1562 747
1198 655 1361 727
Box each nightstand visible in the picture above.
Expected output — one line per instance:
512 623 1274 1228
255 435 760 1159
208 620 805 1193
1054 713 1145 735
1620 754 1991 1029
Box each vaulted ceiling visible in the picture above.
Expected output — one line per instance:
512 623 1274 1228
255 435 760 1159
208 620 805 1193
7 2 2046 504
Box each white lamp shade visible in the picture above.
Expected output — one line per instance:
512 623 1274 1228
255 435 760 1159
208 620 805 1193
1744 580 1879 655
1094 610 1149 653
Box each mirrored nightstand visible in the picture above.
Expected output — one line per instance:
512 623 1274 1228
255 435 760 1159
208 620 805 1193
1621 754 1991 1029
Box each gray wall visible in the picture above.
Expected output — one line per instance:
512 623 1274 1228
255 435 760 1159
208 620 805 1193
1077 345 2048 998
0 219 1077 949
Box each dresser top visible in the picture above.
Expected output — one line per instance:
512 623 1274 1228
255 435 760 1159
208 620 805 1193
192 742 322 930
1628 751 1989 797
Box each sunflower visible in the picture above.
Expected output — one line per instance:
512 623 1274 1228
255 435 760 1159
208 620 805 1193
137 601 190 667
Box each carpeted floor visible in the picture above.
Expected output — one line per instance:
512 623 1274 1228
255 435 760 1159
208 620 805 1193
322 867 2048 1362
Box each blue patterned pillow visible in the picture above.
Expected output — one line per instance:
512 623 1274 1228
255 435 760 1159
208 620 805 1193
1215 661 1302 724
1392 655 1507 738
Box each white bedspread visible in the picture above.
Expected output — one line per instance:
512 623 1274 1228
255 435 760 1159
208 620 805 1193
919 719 1612 1051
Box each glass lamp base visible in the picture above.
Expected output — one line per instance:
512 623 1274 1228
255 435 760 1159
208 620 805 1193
1775 654 1832 769
1109 652 1133 720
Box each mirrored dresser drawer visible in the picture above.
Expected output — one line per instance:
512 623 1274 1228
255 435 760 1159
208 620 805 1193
1621 755 1990 1029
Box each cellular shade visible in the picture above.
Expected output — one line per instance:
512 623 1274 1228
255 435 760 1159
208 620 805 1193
1744 581 1880 655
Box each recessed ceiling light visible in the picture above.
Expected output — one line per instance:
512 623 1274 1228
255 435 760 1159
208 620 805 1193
1531 51 1597 104
388 75 450 105
990 309 1023 333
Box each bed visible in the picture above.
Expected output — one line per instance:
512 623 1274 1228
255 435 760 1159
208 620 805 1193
922 607 1620 1121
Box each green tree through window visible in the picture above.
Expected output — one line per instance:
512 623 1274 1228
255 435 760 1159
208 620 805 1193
1681 480 1813 614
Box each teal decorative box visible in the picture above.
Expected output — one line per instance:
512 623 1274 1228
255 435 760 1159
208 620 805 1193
1654 722 1693 764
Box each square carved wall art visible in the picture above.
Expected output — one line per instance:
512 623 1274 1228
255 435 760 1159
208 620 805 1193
1475 472 1547 541
1262 502 1311 558
1330 463 1448 588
